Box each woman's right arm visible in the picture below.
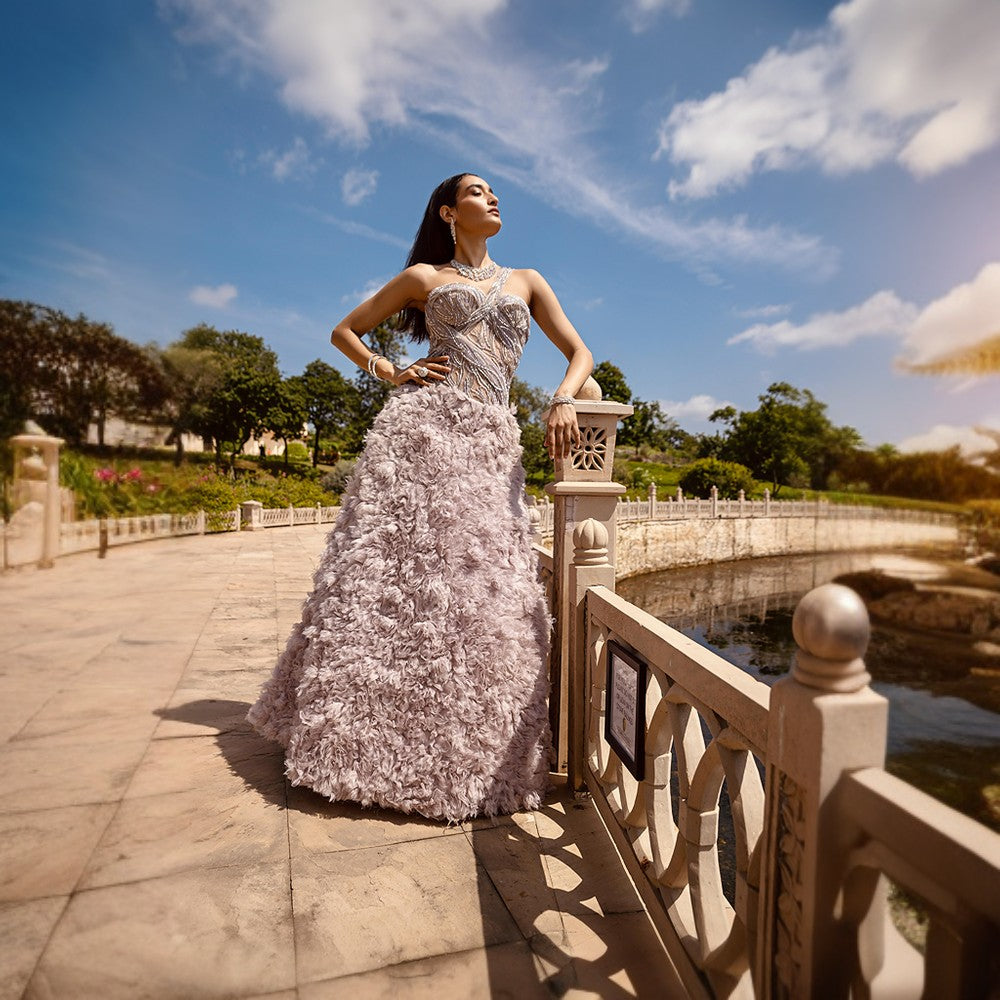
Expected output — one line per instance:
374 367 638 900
331 266 448 386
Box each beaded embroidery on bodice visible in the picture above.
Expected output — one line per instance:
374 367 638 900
424 267 529 407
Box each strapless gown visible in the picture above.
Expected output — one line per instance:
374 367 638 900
247 268 552 822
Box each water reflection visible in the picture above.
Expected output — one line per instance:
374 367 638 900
618 550 1000 832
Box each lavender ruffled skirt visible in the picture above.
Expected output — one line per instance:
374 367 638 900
247 383 552 822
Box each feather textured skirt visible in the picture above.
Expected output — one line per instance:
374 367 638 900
247 384 553 822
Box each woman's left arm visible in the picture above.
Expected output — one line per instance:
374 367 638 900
524 269 595 459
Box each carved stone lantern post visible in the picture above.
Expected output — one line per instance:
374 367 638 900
9 424 64 568
545 379 632 772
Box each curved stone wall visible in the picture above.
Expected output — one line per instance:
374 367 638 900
615 515 960 579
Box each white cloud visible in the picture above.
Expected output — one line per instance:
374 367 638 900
259 136 316 181
659 0 1000 198
341 167 378 206
897 423 1000 459
189 283 237 308
728 290 916 352
623 0 690 33
311 210 409 250
163 0 834 274
660 393 732 420
899 261 1000 366
340 276 391 306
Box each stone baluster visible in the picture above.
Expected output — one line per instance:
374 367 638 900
755 583 888 998
648 481 657 520
739 488 746 516
567 518 615 791
763 487 771 516
710 484 718 518
546 378 632 773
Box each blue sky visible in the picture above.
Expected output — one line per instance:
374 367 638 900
2 0 999 454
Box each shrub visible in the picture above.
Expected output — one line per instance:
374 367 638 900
679 458 756 499
320 460 358 496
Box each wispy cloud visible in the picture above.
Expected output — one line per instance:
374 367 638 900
660 393 732 420
259 136 316 181
728 290 916 353
341 167 378 206
622 0 690 34
163 0 834 274
340 276 391 306
189 283 237 308
736 303 790 320
658 0 1000 199
311 210 409 251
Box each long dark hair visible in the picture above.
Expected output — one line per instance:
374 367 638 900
399 172 470 342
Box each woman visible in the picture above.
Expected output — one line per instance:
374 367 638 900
247 173 594 822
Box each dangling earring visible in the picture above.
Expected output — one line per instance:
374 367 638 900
449 219 457 246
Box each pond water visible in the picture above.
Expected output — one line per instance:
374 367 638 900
617 550 1000 832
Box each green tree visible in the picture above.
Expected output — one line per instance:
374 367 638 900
266 378 309 467
159 343 225 464
710 382 861 494
171 325 282 468
510 377 550 484
591 360 632 404
0 300 166 445
293 360 359 466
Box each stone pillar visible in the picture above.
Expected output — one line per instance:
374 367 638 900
10 428 64 569
710 484 718 518
526 495 543 544
567 518 615 791
739 488 746 516
648 482 657 520
755 583 888 998
240 500 263 530
764 488 771 516
545 388 632 773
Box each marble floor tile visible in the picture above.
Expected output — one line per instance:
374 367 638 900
26 862 295 1000
0 803 116 901
0 897 68 1000
79 781 287 889
299 941 552 1000
10 684 170 747
545 911 687 998
0 739 148 814
285 784 461 855
291 834 521 984
0 683 54 743
533 798 645 917
126 730 284 800
465 821 564 940
152 690 254 739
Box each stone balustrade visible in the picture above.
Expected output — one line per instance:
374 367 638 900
541 395 1000 998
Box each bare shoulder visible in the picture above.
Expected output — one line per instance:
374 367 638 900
507 267 552 306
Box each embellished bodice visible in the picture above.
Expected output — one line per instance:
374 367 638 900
423 267 530 407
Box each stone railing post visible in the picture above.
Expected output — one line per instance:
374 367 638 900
240 500 263 531
739 488 746 515
526 495 543 543
287 504 294 526
196 510 206 535
546 381 632 773
316 502 322 523
755 583 888 998
763 487 771 516
710 484 718 518
10 427 64 568
567 518 615 792
648 481 657 520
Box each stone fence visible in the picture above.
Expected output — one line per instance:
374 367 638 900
537 396 999 998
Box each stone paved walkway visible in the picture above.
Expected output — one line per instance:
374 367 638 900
0 525 685 999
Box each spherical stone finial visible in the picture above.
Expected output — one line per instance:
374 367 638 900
576 376 603 401
572 517 609 566
793 583 870 660
792 583 871 692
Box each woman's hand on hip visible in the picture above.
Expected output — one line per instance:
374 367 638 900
390 355 451 387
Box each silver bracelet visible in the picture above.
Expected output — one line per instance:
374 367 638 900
366 354 387 379
550 394 575 406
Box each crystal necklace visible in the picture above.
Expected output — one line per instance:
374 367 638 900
450 258 499 281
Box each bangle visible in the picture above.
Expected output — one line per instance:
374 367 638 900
366 354 388 380
550 395 575 406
